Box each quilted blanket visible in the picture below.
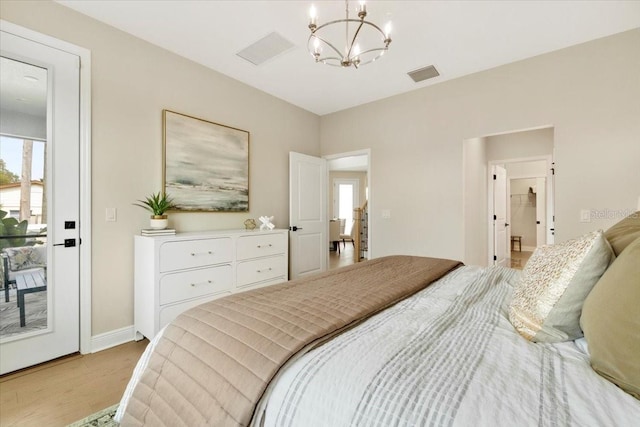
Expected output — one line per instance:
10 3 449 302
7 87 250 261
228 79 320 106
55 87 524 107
120 255 462 426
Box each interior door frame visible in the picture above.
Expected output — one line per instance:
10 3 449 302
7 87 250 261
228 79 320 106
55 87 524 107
1 20 92 354
324 149 371 260
487 155 553 266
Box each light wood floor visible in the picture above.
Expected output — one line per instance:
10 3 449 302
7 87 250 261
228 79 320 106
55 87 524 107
329 240 355 270
510 250 533 270
0 339 148 427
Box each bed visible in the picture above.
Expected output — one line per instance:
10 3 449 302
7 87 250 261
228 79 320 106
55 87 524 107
116 213 640 426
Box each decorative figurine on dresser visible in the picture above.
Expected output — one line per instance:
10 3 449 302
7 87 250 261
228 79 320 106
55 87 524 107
134 229 288 340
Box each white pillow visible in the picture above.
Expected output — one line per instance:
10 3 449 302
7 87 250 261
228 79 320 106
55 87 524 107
508 230 613 343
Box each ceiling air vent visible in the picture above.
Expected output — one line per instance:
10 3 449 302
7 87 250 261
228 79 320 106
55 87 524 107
236 32 295 66
407 65 440 83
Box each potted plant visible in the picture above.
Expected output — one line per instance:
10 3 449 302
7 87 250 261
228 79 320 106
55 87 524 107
134 192 175 229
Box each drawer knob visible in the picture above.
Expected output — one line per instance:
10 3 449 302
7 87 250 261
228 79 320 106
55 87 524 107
257 244 273 249
257 267 273 273
191 251 213 256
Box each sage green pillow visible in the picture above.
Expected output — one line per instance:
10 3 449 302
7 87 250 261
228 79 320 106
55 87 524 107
580 236 640 399
508 230 614 343
604 211 640 256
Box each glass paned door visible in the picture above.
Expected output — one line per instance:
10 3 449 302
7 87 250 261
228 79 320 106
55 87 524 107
0 59 49 339
0 29 80 374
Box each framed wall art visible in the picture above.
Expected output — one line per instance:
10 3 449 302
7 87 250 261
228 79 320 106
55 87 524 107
163 110 249 212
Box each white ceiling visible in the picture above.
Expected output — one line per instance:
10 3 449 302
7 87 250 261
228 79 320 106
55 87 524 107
56 1 640 116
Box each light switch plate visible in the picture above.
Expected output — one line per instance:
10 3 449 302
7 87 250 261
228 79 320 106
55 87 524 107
106 207 117 222
579 209 591 223
382 209 391 219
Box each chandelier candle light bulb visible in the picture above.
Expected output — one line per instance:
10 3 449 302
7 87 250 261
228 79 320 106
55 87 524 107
358 1 367 17
307 0 392 68
309 5 317 29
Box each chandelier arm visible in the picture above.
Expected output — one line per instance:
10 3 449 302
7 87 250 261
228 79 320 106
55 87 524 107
315 53 344 63
345 0 349 54
346 21 365 59
357 47 388 56
310 34 346 59
362 21 388 38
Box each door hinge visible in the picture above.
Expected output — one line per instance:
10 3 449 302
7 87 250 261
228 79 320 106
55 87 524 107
493 174 497 180
493 214 497 220
493 255 497 261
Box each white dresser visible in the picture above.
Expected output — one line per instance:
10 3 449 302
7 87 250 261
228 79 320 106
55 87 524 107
134 229 288 340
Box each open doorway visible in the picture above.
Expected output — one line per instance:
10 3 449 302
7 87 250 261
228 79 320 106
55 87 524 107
507 163 548 268
490 157 554 270
325 150 370 270
463 127 554 269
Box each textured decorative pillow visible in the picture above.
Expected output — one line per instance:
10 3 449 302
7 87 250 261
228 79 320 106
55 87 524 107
604 211 640 256
4 246 46 271
580 236 640 399
508 230 614 343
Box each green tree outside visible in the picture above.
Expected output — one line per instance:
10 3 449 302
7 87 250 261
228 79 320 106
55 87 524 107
0 159 19 186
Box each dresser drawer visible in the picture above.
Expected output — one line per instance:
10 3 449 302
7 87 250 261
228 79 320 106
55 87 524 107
159 293 230 330
159 238 233 272
159 265 233 305
237 255 286 287
237 233 286 260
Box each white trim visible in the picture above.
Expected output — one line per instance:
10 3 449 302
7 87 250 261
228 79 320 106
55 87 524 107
521 245 536 252
91 326 135 353
324 148 372 259
474 125 554 139
1 20 92 355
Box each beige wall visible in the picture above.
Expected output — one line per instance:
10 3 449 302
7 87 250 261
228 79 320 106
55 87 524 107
1 1 320 335
2 2 639 338
486 127 554 161
321 29 640 263
505 160 548 178
462 137 487 266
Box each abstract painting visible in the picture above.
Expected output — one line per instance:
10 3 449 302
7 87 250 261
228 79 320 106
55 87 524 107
163 110 249 211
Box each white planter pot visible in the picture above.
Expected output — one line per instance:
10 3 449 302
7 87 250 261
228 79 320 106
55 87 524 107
149 216 168 230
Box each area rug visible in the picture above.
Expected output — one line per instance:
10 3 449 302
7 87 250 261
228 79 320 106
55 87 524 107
67 404 118 427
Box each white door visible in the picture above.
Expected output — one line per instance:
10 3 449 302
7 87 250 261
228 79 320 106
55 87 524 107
492 165 508 267
535 177 546 247
289 152 327 279
0 31 80 374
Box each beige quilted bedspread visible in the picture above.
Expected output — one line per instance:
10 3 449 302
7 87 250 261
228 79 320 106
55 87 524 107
121 255 462 426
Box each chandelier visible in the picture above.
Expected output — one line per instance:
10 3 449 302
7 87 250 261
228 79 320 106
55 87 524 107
308 0 392 68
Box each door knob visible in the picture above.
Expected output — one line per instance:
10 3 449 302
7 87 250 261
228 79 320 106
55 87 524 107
53 238 76 247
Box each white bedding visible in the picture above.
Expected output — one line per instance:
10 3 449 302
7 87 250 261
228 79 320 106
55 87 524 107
255 266 640 427
118 265 640 426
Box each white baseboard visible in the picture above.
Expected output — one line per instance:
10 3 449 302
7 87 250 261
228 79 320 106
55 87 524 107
521 245 536 252
90 325 135 353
